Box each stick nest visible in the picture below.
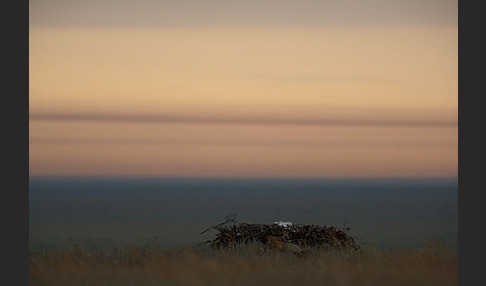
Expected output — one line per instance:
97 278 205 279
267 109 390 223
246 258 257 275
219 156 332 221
202 222 360 252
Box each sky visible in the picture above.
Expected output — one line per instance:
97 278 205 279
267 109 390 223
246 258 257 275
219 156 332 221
29 0 458 178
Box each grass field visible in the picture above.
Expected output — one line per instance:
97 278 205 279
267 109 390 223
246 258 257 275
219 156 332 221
29 241 456 286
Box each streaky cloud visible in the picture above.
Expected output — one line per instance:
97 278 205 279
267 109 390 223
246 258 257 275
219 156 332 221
30 112 457 128
29 137 456 148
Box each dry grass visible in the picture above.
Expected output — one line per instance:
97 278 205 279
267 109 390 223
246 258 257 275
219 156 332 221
29 241 457 286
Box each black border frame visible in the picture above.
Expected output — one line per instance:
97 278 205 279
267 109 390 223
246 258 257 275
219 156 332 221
457 1 484 285
3 1 29 285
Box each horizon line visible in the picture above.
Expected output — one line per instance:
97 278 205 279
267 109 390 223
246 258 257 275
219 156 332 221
29 174 458 181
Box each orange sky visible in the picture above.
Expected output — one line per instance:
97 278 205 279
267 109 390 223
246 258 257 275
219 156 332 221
29 2 457 178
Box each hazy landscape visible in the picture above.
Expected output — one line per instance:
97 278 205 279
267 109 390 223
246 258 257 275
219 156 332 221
30 177 457 251
29 176 457 286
